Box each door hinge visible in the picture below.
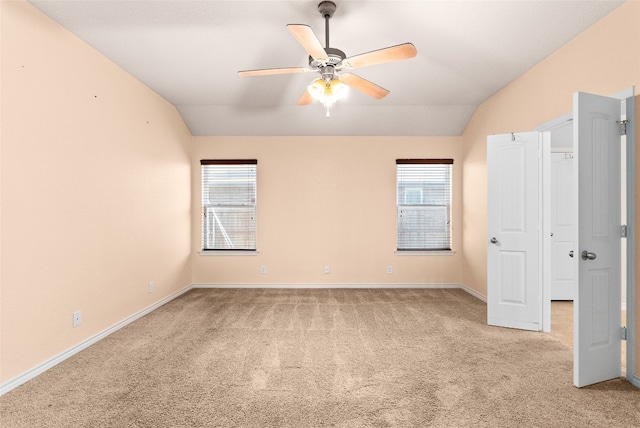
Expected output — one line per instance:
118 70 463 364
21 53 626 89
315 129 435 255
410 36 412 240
621 326 627 341
621 224 628 238
617 120 628 136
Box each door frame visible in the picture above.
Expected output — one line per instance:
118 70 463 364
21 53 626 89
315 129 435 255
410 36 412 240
536 87 636 387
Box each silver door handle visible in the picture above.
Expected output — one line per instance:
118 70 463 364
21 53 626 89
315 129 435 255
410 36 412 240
490 237 498 244
581 251 596 260
569 250 573 258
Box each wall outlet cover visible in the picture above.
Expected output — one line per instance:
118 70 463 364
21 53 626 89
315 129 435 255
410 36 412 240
73 311 81 328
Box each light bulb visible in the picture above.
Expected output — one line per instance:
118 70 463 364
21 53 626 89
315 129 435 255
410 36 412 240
330 80 349 102
307 79 327 102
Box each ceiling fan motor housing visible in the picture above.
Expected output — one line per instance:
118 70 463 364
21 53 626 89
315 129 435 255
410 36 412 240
309 46 345 65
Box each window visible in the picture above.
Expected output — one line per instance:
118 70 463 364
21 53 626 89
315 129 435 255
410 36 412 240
201 160 257 251
396 159 452 251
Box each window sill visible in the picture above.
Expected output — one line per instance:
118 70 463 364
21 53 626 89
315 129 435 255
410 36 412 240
395 250 456 256
198 250 259 256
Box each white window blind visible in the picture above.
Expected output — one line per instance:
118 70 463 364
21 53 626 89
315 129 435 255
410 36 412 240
201 160 257 251
396 159 452 251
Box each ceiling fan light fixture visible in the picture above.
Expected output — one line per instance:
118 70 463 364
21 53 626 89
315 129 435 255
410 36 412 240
307 78 349 106
238 0 417 117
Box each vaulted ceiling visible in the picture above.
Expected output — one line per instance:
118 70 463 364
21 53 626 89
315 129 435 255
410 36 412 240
29 0 623 136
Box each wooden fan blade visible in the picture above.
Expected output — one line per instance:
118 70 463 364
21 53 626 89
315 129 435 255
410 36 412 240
287 24 328 61
238 67 311 77
297 89 314 106
339 73 389 99
343 43 417 69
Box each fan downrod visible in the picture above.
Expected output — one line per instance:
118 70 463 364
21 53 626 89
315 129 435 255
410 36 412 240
308 1 344 73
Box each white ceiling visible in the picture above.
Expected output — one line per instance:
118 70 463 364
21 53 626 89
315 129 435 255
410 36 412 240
28 0 623 136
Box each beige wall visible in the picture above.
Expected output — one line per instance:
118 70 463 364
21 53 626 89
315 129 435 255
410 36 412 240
192 136 463 286
459 1 639 376
0 1 192 382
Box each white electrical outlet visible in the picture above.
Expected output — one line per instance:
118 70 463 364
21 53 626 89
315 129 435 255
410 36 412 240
324 265 330 274
73 311 81 328
148 281 154 293
260 266 267 274
387 265 393 274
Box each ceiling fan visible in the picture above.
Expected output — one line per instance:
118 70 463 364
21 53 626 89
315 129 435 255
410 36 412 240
238 1 417 116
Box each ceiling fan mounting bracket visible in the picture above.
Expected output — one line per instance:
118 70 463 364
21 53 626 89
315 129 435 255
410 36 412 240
318 1 336 19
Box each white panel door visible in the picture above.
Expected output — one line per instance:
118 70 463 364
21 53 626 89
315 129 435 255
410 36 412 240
550 153 575 300
573 92 621 387
487 132 541 331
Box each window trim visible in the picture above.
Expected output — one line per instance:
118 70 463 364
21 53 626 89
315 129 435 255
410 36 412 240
396 159 454 165
200 159 257 252
201 159 258 166
395 250 456 256
198 249 259 256
396 159 453 252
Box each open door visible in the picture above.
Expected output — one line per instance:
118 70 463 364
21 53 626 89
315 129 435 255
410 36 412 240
550 152 575 300
487 132 541 331
573 92 622 387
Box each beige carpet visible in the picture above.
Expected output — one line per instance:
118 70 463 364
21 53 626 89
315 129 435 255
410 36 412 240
1 288 638 427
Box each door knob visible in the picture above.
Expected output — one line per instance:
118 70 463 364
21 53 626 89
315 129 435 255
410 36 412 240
569 250 573 258
581 250 597 260
490 237 498 244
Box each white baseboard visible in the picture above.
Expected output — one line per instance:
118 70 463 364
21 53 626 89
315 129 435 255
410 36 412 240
194 283 488 303
193 283 488 303
0 284 193 396
460 284 487 302
192 283 465 289
631 374 640 389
